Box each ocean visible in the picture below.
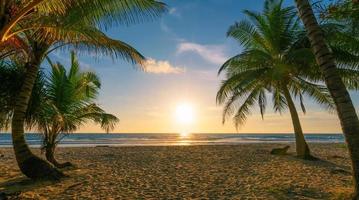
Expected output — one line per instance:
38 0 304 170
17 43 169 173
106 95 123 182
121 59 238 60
0 133 344 147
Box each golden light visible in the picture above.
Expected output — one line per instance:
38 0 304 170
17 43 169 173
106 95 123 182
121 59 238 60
174 103 196 138
179 131 190 138
175 103 195 125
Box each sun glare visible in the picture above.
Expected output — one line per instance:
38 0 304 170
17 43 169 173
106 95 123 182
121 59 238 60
179 131 190 138
174 103 196 137
175 103 195 125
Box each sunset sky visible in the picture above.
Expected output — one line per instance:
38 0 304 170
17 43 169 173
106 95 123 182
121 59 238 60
48 0 359 134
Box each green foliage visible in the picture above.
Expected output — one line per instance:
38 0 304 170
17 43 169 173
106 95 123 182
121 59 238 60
1 0 167 66
0 52 119 145
0 0 166 39
0 61 23 130
217 0 336 129
38 52 119 142
0 61 45 130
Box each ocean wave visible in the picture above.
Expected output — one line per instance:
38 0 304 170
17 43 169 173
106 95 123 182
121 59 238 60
0 133 344 147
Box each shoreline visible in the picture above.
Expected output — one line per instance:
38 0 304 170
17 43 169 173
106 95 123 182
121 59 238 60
0 133 346 148
0 143 352 199
0 140 346 148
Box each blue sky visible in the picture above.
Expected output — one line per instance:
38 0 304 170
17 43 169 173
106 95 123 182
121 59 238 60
48 0 359 133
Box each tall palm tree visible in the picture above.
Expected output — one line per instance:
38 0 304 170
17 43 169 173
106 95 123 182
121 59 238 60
2 28 141 180
294 0 359 198
0 0 166 180
217 0 334 159
31 53 119 168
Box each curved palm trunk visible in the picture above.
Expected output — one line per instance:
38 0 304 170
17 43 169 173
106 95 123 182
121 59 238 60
44 133 73 168
295 0 359 198
45 144 72 168
283 87 311 159
12 57 64 180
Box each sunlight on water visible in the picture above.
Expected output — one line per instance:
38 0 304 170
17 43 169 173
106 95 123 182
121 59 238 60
177 132 191 145
0 133 345 147
179 131 190 138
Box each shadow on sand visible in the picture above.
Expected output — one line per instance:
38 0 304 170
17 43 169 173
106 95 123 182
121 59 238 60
0 166 78 199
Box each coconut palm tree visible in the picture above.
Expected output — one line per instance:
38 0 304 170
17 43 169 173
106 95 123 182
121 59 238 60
217 0 359 159
0 54 119 168
33 53 119 168
0 0 166 180
1 27 140 180
294 0 359 198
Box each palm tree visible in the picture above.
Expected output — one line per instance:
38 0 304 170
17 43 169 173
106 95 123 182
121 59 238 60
0 0 166 180
32 53 119 168
0 0 166 42
217 0 339 159
294 0 359 198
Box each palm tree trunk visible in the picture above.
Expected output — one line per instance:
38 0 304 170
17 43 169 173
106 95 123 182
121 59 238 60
45 144 72 168
11 57 64 180
44 135 73 168
295 0 359 198
282 87 311 159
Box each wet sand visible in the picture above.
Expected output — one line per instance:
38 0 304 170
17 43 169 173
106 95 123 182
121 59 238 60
0 144 353 199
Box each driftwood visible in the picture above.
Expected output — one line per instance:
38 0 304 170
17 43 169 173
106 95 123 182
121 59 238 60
270 145 290 155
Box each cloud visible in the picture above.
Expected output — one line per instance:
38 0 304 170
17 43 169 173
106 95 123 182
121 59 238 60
160 21 171 33
169 7 181 18
176 42 228 65
143 58 185 74
169 8 177 14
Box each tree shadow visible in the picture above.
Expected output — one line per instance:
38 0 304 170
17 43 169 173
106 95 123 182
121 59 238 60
0 177 58 196
0 168 81 200
268 185 332 200
274 153 352 176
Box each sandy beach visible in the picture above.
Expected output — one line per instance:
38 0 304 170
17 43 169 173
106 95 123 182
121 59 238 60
0 144 353 199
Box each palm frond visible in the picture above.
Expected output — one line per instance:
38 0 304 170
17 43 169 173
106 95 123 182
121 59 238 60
272 87 287 113
233 86 262 129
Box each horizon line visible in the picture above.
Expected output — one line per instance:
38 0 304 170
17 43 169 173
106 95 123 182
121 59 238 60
0 132 343 134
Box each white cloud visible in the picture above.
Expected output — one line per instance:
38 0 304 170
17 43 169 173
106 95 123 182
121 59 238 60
143 58 185 74
169 7 181 18
176 42 228 65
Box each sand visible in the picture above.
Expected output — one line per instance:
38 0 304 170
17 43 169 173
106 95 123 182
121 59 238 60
0 144 353 199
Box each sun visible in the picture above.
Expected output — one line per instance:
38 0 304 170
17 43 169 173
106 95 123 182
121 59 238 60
175 103 195 125
174 102 196 137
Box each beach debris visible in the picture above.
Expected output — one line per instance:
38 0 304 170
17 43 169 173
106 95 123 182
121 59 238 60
62 182 85 193
331 168 351 176
331 155 345 159
270 146 290 155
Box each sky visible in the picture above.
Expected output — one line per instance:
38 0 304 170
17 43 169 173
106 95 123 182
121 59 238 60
49 0 359 134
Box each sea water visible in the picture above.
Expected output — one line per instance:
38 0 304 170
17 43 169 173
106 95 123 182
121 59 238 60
0 133 344 147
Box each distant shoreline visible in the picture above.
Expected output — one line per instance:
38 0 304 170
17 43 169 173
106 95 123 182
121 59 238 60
0 132 344 134
0 133 345 147
0 142 347 148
